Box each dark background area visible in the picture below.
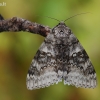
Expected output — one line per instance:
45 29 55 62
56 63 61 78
0 0 100 100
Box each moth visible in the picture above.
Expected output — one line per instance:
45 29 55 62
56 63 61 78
26 17 97 90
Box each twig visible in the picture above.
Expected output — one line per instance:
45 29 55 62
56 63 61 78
0 14 51 37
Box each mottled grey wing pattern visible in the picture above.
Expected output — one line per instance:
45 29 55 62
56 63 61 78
26 31 59 90
63 34 97 88
26 22 97 90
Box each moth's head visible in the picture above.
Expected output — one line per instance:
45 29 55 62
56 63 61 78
52 21 72 38
47 13 89 38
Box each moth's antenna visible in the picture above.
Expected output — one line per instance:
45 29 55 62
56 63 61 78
37 15 60 22
64 12 91 22
44 16 61 22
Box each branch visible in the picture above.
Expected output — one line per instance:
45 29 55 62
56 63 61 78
0 14 51 37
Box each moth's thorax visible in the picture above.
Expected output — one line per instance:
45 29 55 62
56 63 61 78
52 22 71 38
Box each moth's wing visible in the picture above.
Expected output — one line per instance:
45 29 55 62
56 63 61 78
63 33 97 88
26 33 59 90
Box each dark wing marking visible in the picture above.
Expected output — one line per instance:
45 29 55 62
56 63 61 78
63 33 97 88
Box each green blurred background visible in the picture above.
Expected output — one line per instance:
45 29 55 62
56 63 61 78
0 0 100 100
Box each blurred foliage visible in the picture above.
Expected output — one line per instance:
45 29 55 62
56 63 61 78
0 0 100 100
